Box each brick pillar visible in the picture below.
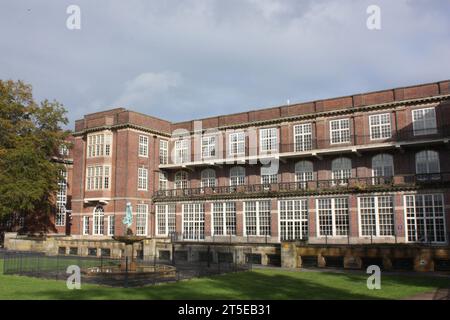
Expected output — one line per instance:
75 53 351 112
394 193 406 242
349 195 359 241
308 197 316 240
204 202 211 237
271 198 278 240
236 201 244 237
176 203 183 234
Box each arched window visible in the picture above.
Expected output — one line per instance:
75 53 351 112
331 157 352 185
93 206 104 235
372 154 394 177
175 171 189 189
230 166 245 186
201 169 216 188
295 161 314 188
416 150 440 179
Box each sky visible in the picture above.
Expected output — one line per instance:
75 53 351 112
1 0 449 128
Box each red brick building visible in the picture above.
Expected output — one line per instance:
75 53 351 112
67 80 450 265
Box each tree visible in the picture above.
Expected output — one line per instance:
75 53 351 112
0 80 69 235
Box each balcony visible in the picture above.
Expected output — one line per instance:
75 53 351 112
153 173 450 200
160 127 450 168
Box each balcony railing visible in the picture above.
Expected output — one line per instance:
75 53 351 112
154 173 450 199
161 126 450 166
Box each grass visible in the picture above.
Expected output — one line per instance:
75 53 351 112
0 259 449 300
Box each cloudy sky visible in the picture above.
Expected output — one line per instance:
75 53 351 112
1 0 449 127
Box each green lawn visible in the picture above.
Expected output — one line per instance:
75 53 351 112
0 259 448 300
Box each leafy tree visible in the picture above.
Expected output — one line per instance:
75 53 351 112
0 80 70 235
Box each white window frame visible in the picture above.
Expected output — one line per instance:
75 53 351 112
259 127 278 153
136 204 148 236
182 203 205 240
212 202 237 236
358 196 395 237
86 165 111 191
107 215 115 236
159 171 168 191
330 119 350 144
93 207 104 236
331 157 352 185
156 204 176 236
415 150 440 176
138 135 149 157
294 123 313 152
243 200 271 236
369 113 391 140
159 139 168 164
278 199 309 241
229 132 245 156
138 167 148 191
175 139 190 164
201 169 216 188
175 171 189 189
201 135 216 159
404 194 446 244
316 198 349 237
230 166 245 186
412 107 437 136
87 132 112 158
82 216 90 235
372 154 394 177
295 161 314 188
56 169 67 226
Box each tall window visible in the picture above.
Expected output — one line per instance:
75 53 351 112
201 169 216 188
175 171 189 189
175 139 190 164
212 202 237 236
405 194 446 243
244 200 271 236
138 135 149 157
93 206 104 235
182 203 204 240
294 123 313 151
330 119 350 144
331 157 352 185
86 165 111 190
295 161 314 188
108 216 115 236
230 166 245 186
156 204 176 236
87 133 112 158
372 154 394 177
229 132 245 156
56 169 67 226
412 107 437 136
136 204 148 236
317 198 349 237
358 196 394 237
159 139 168 164
159 171 168 190
279 199 308 241
261 165 278 186
59 145 69 156
369 113 391 140
259 128 278 152
202 136 216 158
83 216 90 235
138 167 148 191
415 150 440 178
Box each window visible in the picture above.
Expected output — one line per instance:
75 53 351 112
212 202 237 236
261 165 277 186
201 169 216 188
139 135 149 157
279 199 308 241
331 157 352 185
93 207 104 235
369 113 391 140
86 165 111 190
175 171 189 189
294 123 313 151
202 136 216 158
372 154 394 182
138 167 148 191
108 216 115 236
182 203 204 240
156 204 176 236
159 171 168 190
405 194 446 243
136 204 148 236
59 145 69 156
56 169 67 226
317 198 349 237
260 128 278 152
87 133 112 158
159 140 168 164
230 166 245 186
244 200 271 236
330 119 350 144
83 216 90 235
358 196 394 237
229 132 245 156
415 150 440 179
295 161 314 189
412 107 437 136
175 139 190 164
